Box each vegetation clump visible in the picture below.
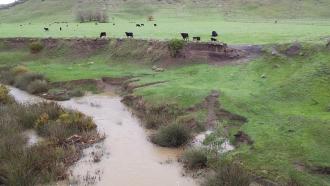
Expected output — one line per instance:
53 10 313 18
151 123 191 147
0 88 100 185
168 39 185 57
27 79 48 94
204 160 251 186
29 42 44 53
0 85 12 104
182 148 208 169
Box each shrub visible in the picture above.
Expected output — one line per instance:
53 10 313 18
182 148 208 169
35 113 49 129
204 161 250 186
168 39 185 57
14 72 45 90
151 123 191 147
0 85 12 104
58 112 96 131
68 88 84 97
27 79 48 94
0 71 15 85
11 65 29 75
29 42 44 53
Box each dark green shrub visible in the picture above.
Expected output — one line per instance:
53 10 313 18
14 72 45 90
68 88 84 97
144 113 170 129
168 39 185 57
204 161 251 186
182 148 208 169
0 71 15 85
151 123 191 147
29 42 44 53
27 80 48 94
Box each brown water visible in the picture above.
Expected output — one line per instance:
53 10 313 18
9 87 197 186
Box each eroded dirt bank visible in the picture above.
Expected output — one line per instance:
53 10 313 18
9 87 197 186
0 37 249 65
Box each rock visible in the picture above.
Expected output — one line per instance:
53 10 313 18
155 67 164 72
271 48 280 56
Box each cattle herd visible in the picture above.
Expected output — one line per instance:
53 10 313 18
40 22 220 42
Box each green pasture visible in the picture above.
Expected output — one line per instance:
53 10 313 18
1 19 330 44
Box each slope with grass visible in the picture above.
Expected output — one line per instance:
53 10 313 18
0 39 329 185
1 0 330 44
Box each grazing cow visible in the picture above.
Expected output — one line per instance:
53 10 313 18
275 20 278 24
193 37 201 41
125 32 134 38
60 27 62 31
212 31 218 37
113 23 116 26
100 32 107 38
136 24 141 27
181 33 189 41
154 24 157 27
19 24 22 27
141 24 144 26
44 27 49 31
211 37 217 42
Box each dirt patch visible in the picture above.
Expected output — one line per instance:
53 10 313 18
0 38 251 66
285 42 302 56
234 131 254 145
294 162 330 175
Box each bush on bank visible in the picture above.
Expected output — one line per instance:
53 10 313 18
151 123 191 147
0 85 99 185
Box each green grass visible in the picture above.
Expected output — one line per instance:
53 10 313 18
1 19 330 44
0 41 329 185
1 0 330 44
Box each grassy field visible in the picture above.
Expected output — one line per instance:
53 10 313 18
1 0 330 44
1 19 330 44
0 41 329 185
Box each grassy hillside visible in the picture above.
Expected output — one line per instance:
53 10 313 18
1 0 330 23
0 39 329 185
1 0 330 44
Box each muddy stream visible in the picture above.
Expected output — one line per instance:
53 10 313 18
9 87 197 186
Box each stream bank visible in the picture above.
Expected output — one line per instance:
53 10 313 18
9 87 198 186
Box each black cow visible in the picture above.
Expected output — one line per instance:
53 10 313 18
154 24 157 27
211 37 217 42
136 24 141 27
212 31 218 37
193 37 201 41
113 23 116 26
100 32 106 38
141 24 144 26
181 33 189 41
125 32 134 38
60 27 62 31
44 27 49 31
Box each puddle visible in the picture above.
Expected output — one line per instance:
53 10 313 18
9 87 197 186
192 130 235 153
23 129 43 147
